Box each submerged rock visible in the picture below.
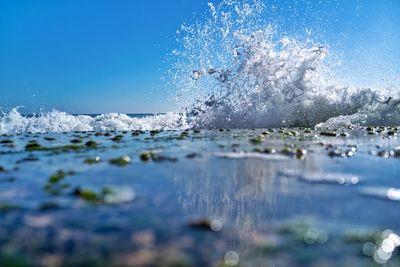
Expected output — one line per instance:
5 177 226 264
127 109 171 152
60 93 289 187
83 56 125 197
73 186 135 204
85 141 98 148
187 218 222 232
84 157 102 165
296 148 307 159
109 156 131 166
140 151 177 162
70 138 82 144
187 218 211 230
25 140 44 151
320 131 337 137
111 135 124 142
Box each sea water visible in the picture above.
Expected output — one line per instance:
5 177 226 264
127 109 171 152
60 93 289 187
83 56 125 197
1 0 400 266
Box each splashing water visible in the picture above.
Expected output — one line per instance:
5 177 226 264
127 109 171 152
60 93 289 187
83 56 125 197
170 0 400 128
1 0 399 134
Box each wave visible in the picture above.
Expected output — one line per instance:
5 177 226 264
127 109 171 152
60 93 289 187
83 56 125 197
0 108 189 134
1 0 399 134
169 0 400 129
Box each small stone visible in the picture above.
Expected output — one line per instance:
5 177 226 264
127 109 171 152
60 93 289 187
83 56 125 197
187 219 211 230
249 136 263 144
150 130 161 136
48 170 67 184
132 130 144 136
73 187 101 203
25 141 44 151
140 152 152 161
109 156 131 166
85 141 97 148
296 148 307 158
111 135 124 142
320 131 337 137
84 157 101 165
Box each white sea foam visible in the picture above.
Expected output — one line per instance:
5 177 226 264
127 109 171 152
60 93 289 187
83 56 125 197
0 108 190 134
279 170 360 185
215 152 289 161
361 187 400 202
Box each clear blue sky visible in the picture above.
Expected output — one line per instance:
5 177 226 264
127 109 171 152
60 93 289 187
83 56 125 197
1 0 399 114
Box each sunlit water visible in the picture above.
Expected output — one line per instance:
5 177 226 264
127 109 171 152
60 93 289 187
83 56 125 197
0 126 400 266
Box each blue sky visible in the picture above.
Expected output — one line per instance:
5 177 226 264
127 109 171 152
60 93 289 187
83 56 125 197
1 0 399 114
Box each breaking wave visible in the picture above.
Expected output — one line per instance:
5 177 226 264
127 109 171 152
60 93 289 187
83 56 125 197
0 108 189 134
1 0 399 134
170 0 400 129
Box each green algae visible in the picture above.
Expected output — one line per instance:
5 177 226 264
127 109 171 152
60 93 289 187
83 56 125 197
84 157 102 165
73 186 131 204
48 170 67 184
44 170 75 195
74 187 102 203
109 156 131 166
25 139 99 153
25 140 43 151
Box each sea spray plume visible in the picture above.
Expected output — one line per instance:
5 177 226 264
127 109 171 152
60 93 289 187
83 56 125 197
170 0 400 128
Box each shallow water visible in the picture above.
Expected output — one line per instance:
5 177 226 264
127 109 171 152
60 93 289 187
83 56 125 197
0 127 399 266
